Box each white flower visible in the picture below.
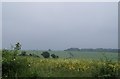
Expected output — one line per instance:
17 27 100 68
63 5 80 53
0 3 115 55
28 64 31 67
5 75 8 77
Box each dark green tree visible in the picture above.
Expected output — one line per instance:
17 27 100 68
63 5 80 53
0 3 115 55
41 51 50 58
51 54 59 58
14 42 21 50
13 42 21 58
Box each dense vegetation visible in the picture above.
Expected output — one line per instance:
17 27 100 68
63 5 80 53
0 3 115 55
1 43 120 78
64 48 118 53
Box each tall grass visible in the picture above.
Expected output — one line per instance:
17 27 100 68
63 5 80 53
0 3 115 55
2 50 120 78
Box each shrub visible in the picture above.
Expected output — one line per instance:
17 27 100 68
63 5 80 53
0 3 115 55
29 53 40 58
51 54 59 58
19 51 27 56
2 57 29 78
41 51 50 58
2 49 29 78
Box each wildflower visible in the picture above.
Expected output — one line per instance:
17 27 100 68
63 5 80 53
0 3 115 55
28 63 31 67
108 64 114 68
13 58 15 61
28 64 30 67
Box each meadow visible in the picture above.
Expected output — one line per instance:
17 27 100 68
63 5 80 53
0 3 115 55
2 49 120 78
26 50 118 61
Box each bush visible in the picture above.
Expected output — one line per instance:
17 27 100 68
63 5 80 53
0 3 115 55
19 51 27 56
51 54 59 58
2 49 29 78
29 53 39 58
41 51 50 58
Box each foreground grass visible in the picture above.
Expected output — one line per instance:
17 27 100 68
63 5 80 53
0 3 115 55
2 49 120 78
2 55 120 78
27 57 120 77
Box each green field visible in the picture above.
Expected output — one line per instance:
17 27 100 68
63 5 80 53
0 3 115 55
26 50 118 61
2 50 120 78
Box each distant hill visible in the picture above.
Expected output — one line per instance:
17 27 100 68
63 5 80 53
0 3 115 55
64 48 80 51
64 48 118 53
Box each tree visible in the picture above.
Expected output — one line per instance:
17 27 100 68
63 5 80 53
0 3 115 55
13 42 21 58
20 51 27 56
48 49 52 51
14 42 21 50
51 54 59 58
41 51 50 58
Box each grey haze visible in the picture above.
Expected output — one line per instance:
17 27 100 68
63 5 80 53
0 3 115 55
2 2 118 50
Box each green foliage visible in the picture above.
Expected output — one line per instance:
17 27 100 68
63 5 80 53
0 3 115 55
14 42 21 50
2 54 120 78
2 49 29 78
2 57 29 78
51 54 59 58
41 51 50 58
23 58 119 77
2 46 119 78
20 51 27 56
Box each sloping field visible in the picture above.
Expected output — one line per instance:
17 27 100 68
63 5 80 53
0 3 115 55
25 50 118 61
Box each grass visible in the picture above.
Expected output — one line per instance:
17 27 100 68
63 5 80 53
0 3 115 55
26 50 118 61
25 57 119 77
2 50 120 78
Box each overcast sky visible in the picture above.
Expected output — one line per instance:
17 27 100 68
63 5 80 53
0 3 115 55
0 2 1 49
2 2 118 50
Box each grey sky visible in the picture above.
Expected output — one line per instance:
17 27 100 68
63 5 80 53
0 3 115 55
0 2 2 49
2 2 118 50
